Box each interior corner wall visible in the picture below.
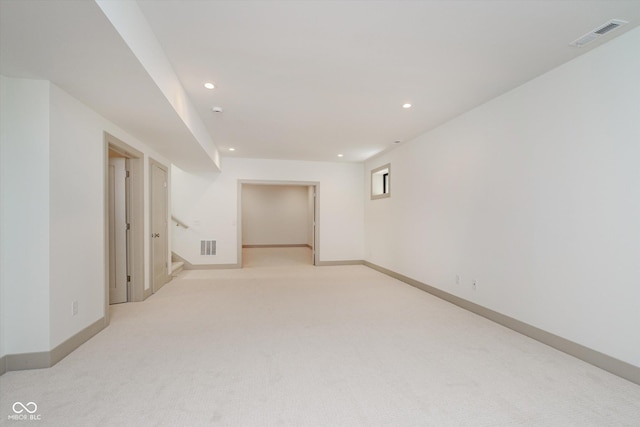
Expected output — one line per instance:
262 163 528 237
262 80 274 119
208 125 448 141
171 157 364 265
48 84 109 346
47 83 172 347
364 27 640 367
0 76 51 355
0 75 173 360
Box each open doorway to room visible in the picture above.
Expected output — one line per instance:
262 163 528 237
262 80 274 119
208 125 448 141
238 181 319 268
105 134 145 321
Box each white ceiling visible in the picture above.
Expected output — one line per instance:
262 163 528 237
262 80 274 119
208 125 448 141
2 0 640 168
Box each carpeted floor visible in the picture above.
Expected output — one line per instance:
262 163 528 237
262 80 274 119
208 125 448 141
1 248 640 426
242 246 313 268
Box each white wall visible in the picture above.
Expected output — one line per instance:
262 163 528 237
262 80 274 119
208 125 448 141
1 75 172 357
49 84 105 347
0 78 3 359
364 27 640 367
172 157 364 265
0 77 51 356
242 185 310 246
47 84 172 347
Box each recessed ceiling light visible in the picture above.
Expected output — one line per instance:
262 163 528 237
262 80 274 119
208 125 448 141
337 154 344 158
204 82 215 90
229 148 235 152
402 103 412 109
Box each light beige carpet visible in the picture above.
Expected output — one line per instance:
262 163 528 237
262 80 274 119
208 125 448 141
1 249 640 426
242 246 313 268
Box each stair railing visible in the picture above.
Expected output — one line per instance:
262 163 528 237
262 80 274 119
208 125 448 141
171 215 189 229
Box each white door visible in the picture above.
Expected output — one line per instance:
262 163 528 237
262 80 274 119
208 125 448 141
109 158 128 304
151 163 169 293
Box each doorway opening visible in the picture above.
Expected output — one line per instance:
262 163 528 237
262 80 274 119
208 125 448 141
238 181 319 268
104 134 145 321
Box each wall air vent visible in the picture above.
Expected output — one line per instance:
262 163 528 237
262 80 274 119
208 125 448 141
570 19 628 47
200 240 216 256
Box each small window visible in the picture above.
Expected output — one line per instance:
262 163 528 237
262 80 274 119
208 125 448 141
371 163 391 200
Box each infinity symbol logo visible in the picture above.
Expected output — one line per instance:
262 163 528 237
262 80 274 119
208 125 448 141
12 402 38 414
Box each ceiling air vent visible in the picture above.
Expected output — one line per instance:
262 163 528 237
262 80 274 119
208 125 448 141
570 19 628 47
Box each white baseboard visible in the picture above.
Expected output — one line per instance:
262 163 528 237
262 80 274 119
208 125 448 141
364 261 640 386
316 260 364 266
1 317 107 375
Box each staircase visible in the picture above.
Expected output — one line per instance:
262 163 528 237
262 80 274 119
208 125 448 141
171 260 184 277
170 215 188 278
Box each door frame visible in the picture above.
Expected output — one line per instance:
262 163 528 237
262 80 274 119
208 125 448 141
149 158 170 293
237 180 320 267
103 133 145 324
